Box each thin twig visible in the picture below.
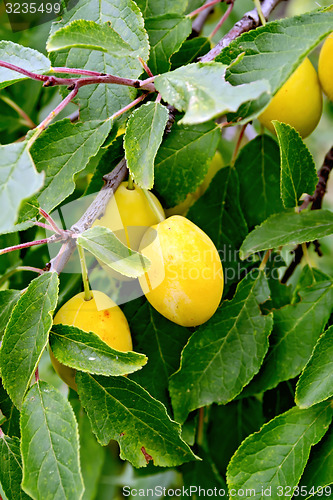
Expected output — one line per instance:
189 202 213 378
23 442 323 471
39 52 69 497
231 123 247 165
51 67 106 77
24 86 80 146
0 94 36 128
192 0 217 36
110 93 148 121
0 266 43 288
0 61 156 92
0 235 61 256
281 147 333 284
138 57 154 78
189 0 222 18
299 147 333 212
33 221 54 232
201 0 283 62
209 0 235 40
197 407 205 446
39 208 66 236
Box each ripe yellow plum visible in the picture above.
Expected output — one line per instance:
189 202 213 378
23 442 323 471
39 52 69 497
139 215 223 327
50 290 132 390
258 58 322 138
93 181 165 251
318 34 333 102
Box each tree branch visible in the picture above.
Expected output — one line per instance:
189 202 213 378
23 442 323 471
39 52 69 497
0 61 156 92
48 159 128 273
281 146 333 284
21 0 283 278
200 0 284 62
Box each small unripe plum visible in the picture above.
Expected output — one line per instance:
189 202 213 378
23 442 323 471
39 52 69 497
50 290 132 390
318 34 333 102
258 58 323 138
139 215 223 327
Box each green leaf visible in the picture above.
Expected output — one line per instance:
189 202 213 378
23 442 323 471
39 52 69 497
0 434 30 500
154 120 220 207
244 281 333 396
155 62 270 124
169 272 273 424
235 135 284 228
240 209 333 260
78 409 105 500
300 425 333 497
295 326 333 409
123 297 191 407
207 399 264 476
145 15 192 75
49 0 149 120
187 167 248 290
31 118 112 213
49 324 147 376
68 391 105 500
20 381 84 500
226 403 333 500
0 234 20 275
76 372 197 467
293 265 331 300
47 20 133 56
182 447 227 493
135 0 187 18
171 37 211 70
0 41 50 90
217 9 333 119
0 141 44 234
124 102 169 189
0 381 20 438
274 122 318 208
0 290 20 341
188 167 247 249
77 226 150 277
0 272 59 409
83 135 124 196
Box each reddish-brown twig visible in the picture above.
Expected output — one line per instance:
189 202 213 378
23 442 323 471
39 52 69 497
189 0 222 18
209 0 235 39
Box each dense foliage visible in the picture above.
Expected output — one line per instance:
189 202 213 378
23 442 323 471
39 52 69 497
0 0 333 499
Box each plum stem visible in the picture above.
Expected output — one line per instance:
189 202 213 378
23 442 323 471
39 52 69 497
259 249 272 271
253 0 266 26
197 407 205 446
127 175 135 190
77 244 93 301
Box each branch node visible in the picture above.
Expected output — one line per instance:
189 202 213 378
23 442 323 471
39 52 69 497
43 77 56 87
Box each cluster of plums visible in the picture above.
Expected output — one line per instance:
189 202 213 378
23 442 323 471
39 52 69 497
258 34 333 138
50 34 333 389
51 177 224 388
